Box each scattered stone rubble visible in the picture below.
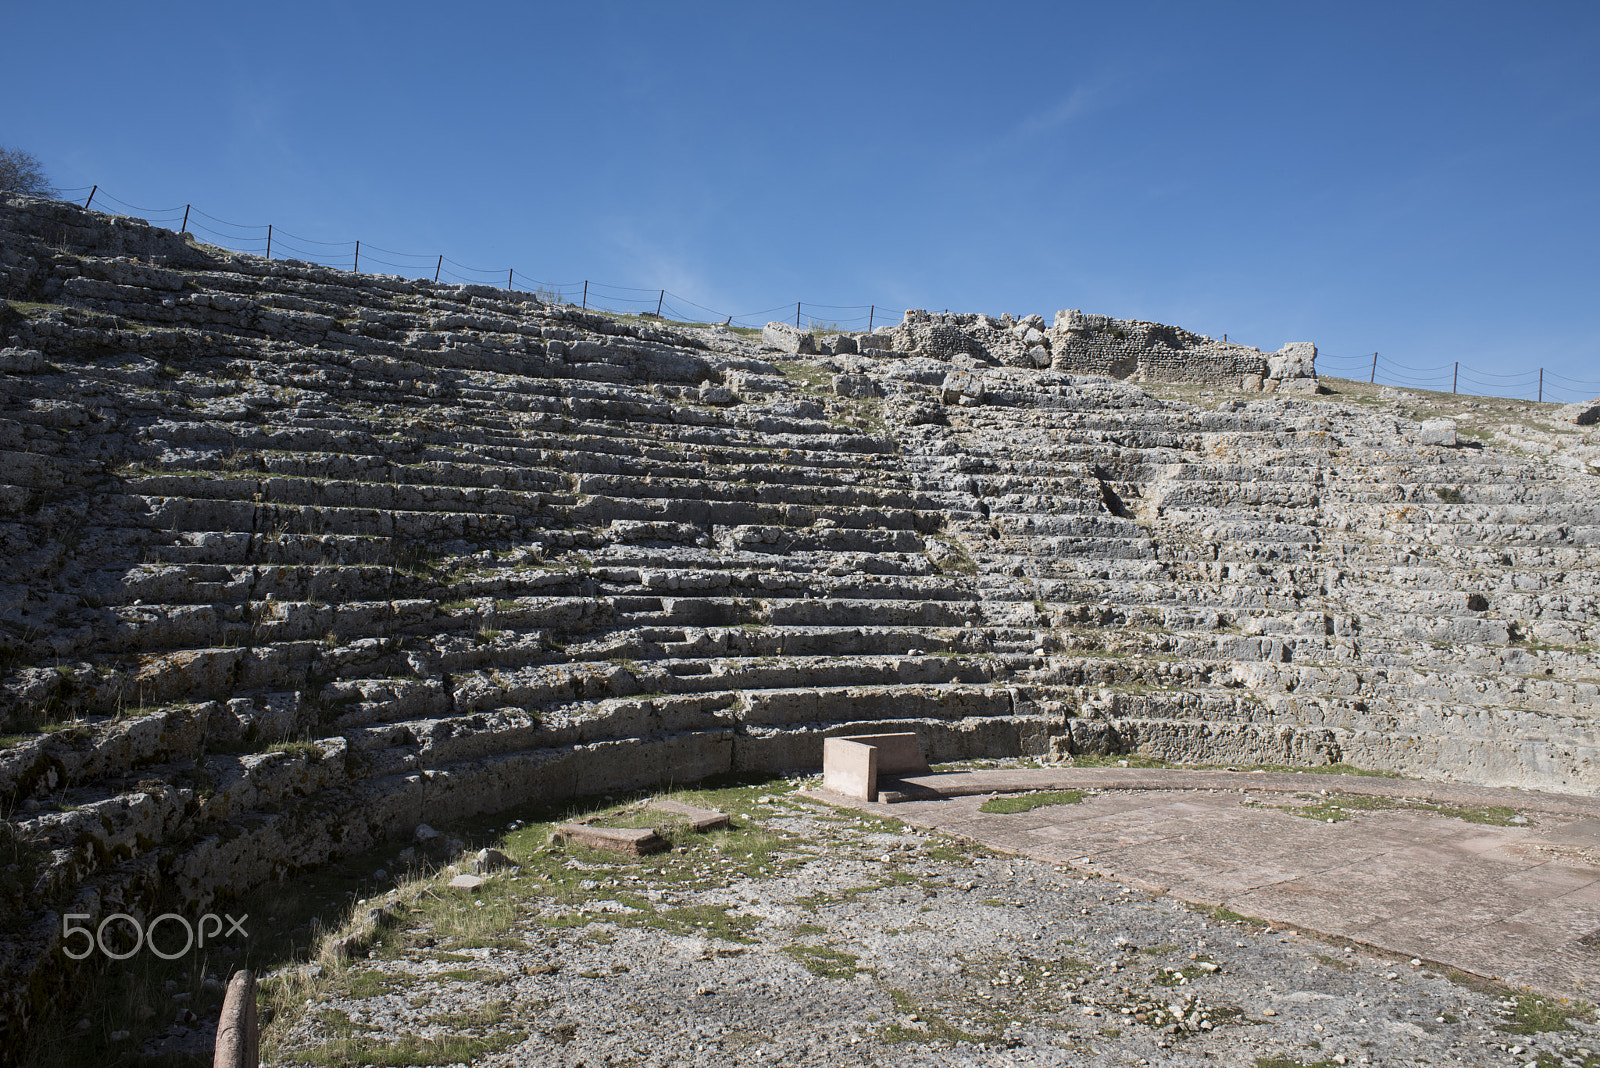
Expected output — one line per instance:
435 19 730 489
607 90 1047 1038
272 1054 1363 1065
1 192 1597 1045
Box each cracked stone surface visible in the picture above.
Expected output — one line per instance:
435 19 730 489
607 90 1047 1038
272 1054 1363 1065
824 766 1600 1000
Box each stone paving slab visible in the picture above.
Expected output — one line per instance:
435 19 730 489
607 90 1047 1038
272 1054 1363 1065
645 798 732 831
807 768 1600 1000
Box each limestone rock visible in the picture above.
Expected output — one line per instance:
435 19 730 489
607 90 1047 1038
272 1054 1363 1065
1419 419 1457 446
1558 398 1600 426
941 370 985 406
833 374 880 399
761 321 817 354
1267 342 1317 381
0 347 46 373
471 847 519 874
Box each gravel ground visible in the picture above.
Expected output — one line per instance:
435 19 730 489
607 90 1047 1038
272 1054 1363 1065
259 778 1599 1068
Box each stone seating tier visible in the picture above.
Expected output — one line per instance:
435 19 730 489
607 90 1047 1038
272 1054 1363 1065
1 193 1597 1045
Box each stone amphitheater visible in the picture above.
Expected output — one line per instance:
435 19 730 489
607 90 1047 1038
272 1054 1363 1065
2 193 1598 1052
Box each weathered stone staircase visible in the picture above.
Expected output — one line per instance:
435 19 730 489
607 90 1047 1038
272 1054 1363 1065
1 193 1596 1042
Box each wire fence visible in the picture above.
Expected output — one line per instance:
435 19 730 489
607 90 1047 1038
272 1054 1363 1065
46 185 1600 405
58 186 902 334
1313 350 1599 405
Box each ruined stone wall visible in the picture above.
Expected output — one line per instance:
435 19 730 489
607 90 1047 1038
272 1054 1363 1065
888 309 1317 393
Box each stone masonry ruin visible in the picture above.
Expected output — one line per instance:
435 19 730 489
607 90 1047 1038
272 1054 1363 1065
1 193 1597 1042
885 308 1319 394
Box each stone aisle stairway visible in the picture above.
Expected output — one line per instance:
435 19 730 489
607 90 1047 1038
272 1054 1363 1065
891 368 1600 790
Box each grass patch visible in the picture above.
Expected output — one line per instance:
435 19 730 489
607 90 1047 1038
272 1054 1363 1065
1498 993 1596 1034
289 1028 527 1066
773 359 834 391
423 999 513 1029
782 944 861 979
918 834 999 864
3 300 60 317
637 903 761 944
1279 793 1523 826
1432 803 1523 825
266 739 324 761
1061 752 1177 770
1153 966 1191 987
882 988 998 1047
925 534 978 576
1241 762 1402 778
1210 905 1270 929
979 790 1084 814
344 969 415 999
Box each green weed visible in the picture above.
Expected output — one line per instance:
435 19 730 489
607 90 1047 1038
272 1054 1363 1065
978 790 1084 814
1498 993 1595 1034
782 944 861 979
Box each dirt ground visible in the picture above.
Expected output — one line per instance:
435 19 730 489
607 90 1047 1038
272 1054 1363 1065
211 768 1600 1068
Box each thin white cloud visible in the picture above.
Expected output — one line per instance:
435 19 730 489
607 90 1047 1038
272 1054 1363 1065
1013 84 1104 138
1007 73 1128 144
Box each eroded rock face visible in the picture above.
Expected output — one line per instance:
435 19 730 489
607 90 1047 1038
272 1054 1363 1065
0 193 1597 1043
1560 398 1600 426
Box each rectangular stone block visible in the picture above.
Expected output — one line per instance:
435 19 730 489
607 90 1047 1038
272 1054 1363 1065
823 737 879 801
648 798 731 832
822 732 931 801
554 824 668 855
762 321 817 354
841 732 932 776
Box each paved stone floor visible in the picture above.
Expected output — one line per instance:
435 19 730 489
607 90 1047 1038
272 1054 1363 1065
833 768 1600 1001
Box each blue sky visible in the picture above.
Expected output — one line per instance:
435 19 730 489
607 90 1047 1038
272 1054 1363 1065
9 2 1599 399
